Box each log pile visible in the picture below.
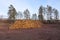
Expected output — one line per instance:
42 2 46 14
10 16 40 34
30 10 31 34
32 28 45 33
9 20 42 29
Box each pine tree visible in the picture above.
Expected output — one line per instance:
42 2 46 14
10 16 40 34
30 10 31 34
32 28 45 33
38 6 44 21
8 5 17 21
47 5 52 20
8 5 17 23
53 9 59 20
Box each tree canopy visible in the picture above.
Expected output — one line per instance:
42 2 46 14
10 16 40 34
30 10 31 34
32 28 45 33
7 5 59 21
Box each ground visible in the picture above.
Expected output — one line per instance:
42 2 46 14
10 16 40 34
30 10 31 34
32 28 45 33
0 20 60 40
0 27 60 40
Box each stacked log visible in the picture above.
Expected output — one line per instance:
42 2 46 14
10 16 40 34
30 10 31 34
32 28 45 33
9 20 42 29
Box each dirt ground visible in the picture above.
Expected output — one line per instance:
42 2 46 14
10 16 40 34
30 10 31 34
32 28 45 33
0 20 60 40
0 24 60 40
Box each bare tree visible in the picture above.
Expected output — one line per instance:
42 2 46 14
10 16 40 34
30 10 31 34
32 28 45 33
17 11 23 19
32 13 37 20
23 9 30 19
47 5 52 20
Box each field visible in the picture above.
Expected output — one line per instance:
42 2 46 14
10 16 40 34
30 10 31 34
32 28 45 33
0 20 60 40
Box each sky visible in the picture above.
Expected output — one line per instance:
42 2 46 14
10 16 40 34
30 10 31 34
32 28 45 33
0 0 60 18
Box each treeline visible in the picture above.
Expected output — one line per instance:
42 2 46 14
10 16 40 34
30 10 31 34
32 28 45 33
7 5 59 23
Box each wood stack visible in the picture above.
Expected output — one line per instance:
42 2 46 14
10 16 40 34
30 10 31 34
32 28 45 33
9 20 42 29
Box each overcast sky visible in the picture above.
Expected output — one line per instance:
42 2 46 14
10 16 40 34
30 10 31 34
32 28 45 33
0 0 60 18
